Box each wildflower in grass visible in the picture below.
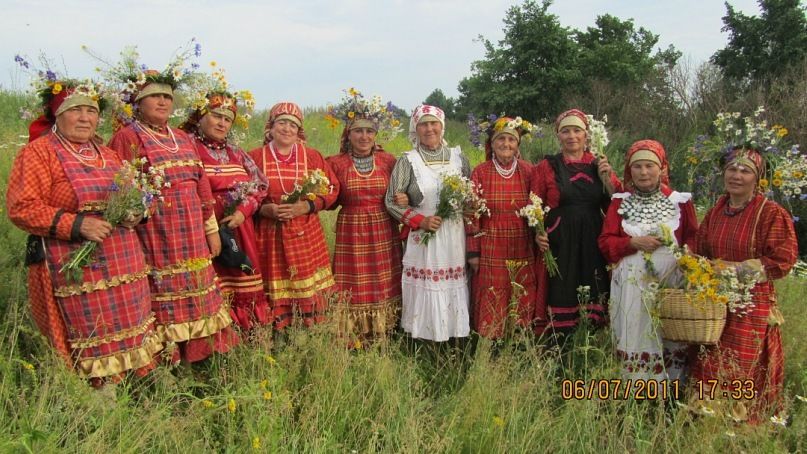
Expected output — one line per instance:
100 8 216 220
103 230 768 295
353 339 362 350
795 395 807 403
263 391 273 401
260 379 269 390
725 431 736 438
492 416 505 428
228 398 237 413
21 361 35 372
265 355 277 366
201 399 214 409
517 192 559 277
770 415 787 427
252 437 261 449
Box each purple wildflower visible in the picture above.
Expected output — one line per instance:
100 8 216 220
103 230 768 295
45 70 57 81
487 113 498 122
139 64 148 72
794 216 800 223
194 43 202 57
191 62 200 70
109 182 120 192
14 54 30 69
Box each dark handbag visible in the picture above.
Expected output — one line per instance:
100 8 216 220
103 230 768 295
214 227 253 271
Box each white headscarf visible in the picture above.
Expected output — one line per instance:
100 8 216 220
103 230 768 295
409 104 447 149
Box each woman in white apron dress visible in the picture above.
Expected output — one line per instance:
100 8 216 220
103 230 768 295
385 105 471 341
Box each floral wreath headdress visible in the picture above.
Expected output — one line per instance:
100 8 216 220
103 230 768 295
325 87 403 145
14 53 110 141
179 65 256 144
468 113 538 157
686 106 806 213
83 39 203 128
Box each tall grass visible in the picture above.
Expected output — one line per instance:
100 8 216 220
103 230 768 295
0 91 805 452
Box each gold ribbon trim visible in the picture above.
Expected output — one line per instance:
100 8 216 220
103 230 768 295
78 201 108 213
68 315 157 349
75 331 163 379
155 302 233 343
150 258 213 279
264 267 335 300
54 268 150 297
150 159 203 173
152 281 218 302
332 296 400 337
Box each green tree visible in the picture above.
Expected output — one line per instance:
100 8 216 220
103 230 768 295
456 0 579 121
712 0 807 87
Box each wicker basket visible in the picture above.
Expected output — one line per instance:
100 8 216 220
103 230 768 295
658 289 726 345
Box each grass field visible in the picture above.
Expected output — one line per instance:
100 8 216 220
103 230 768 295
0 91 804 452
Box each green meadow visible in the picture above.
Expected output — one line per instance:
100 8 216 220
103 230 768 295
0 91 805 453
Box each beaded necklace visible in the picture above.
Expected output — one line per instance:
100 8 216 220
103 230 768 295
54 131 105 169
417 145 448 166
196 132 229 163
492 156 517 179
351 152 376 177
136 120 179 153
269 142 300 196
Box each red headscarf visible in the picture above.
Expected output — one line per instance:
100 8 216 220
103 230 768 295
263 102 306 145
27 89 73 142
554 109 588 133
623 139 670 190
178 93 238 136
722 147 765 178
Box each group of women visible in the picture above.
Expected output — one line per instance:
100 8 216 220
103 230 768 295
6 74 798 422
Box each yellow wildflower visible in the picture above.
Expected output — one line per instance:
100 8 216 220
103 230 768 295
209 61 217 67
52 83 63 95
759 178 769 189
265 355 277 366
228 398 237 413
687 156 698 165
492 416 505 427
347 111 355 119
202 399 214 409
260 379 269 390
263 391 273 400
353 339 363 349
21 361 35 371
348 87 359 97
307 193 317 201
772 178 783 188
793 171 803 179
773 170 782 179
252 437 261 449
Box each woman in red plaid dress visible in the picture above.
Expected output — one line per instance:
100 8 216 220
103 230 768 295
466 116 537 339
7 81 162 385
108 75 238 363
249 102 338 330
180 91 270 333
690 148 797 422
326 104 402 343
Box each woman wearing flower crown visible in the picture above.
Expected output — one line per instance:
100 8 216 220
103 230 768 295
690 147 797 422
385 104 472 342
249 102 339 330
598 140 698 384
108 70 239 363
179 89 270 334
466 116 537 339
325 91 403 343
531 109 621 341
7 78 163 385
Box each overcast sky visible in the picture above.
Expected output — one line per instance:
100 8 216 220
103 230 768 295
2 0 762 112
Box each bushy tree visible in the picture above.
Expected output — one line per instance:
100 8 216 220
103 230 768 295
712 0 807 87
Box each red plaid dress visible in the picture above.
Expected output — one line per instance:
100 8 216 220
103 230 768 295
326 151 402 339
109 124 238 362
249 144 338 330
691 194 797 421
7 134 161 381
194 137 270 331
467 159 537 338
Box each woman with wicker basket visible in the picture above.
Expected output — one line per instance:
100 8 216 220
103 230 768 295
689 147 797 422
599 140 699 384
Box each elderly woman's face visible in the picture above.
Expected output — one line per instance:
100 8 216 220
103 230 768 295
348 127 377 156
630 160 661 192
138 93 174 126
493 134 519 164
56 105 99 143
557 126 587 154
269 119 300 148
199 111 233 142
416 120 443 150
724 164 757 199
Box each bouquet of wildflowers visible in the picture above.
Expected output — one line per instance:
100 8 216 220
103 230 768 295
221 181 260 217
676 250 761 316
517 192 560 277
420 172 489 246
467 113 539 150
586 114 610 159
685 106 806 212
281 169 333 203
60 158 168 283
